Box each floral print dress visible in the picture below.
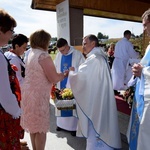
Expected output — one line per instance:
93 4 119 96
21 49 51 133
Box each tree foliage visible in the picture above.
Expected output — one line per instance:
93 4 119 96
51 37 57 41
97 32 109 40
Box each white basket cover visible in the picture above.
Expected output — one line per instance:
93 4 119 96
55 99 75 109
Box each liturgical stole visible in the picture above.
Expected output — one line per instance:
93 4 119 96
129 48 150 150
60 53 73 117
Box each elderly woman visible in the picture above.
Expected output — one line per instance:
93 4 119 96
0 9 22 150
20 29 67 150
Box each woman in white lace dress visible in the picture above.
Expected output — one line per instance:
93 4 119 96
20 29 67 150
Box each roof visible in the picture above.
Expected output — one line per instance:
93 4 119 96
31 0 150 22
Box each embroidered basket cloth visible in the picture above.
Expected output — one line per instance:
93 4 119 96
54 99 76 110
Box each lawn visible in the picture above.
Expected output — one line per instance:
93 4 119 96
49 51 57 60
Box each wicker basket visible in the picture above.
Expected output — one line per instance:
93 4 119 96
54 99 76 110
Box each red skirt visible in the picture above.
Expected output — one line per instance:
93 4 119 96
0 109 24 150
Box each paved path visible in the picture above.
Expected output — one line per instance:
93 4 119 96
22 101 86 150
22 100 129 150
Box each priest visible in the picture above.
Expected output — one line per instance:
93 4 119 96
54 38 85 136
69 34 122 149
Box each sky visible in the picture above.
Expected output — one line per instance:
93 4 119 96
0 0 143 39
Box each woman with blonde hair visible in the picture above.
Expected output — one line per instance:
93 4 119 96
21 29 67 150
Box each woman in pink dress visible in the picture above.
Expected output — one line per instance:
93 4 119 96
20 29 67 150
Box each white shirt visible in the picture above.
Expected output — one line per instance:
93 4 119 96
5 51 25 85
24 48 31 64
112 37 139 90
0 51 21 118
114 37 139 60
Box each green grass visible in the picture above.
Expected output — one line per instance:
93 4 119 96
49 51 57 60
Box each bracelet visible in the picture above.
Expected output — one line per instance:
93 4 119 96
60 73 65 80
64 72 67 77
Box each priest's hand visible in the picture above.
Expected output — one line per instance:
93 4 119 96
63 70 69 78
69 67 75 71
132 63 143 77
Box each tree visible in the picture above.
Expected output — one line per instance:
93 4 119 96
139 33 143 38
97 32 109 40
51 37 57 41
131 33 135 38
